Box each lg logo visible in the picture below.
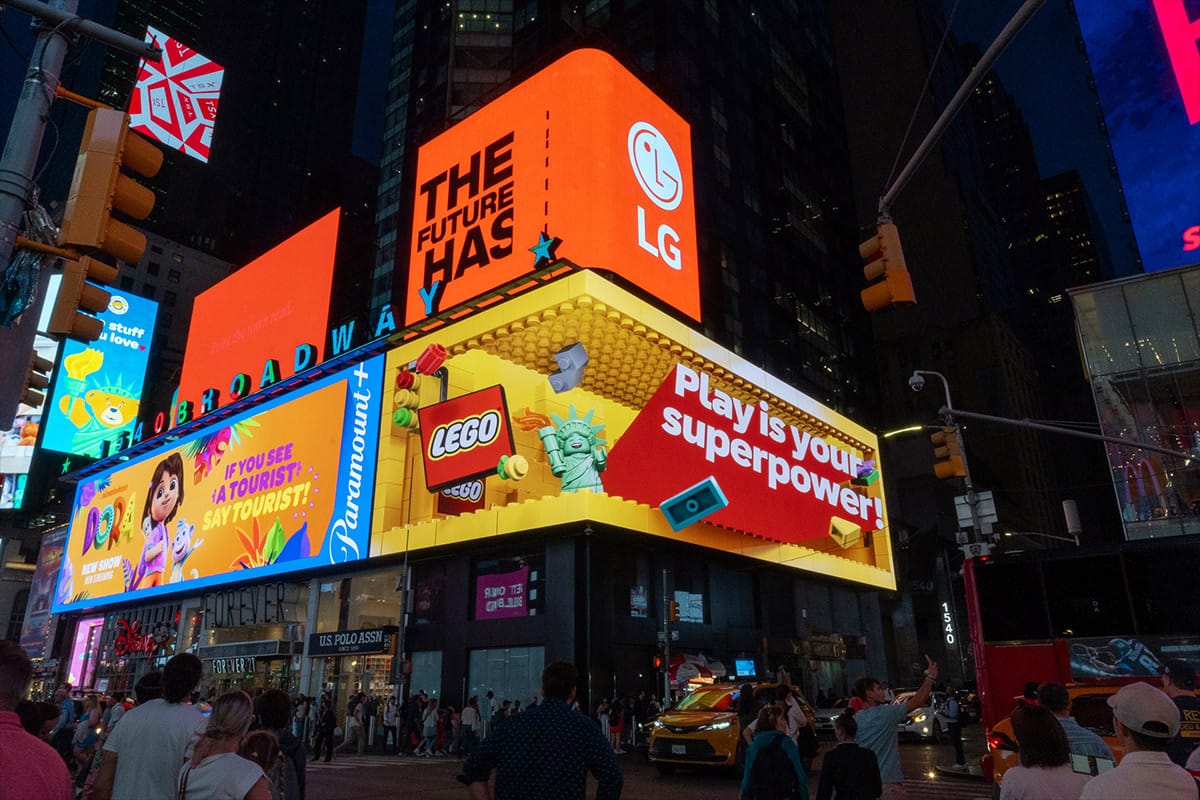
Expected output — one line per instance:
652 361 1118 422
628 121 683 271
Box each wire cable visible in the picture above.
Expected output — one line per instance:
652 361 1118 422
882 0 964 199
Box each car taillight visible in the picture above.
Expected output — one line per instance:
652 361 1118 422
987 731 1017 752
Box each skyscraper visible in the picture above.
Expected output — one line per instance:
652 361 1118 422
370 0 877 418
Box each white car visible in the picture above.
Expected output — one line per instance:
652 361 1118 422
814 697 849 736
892 691 953 742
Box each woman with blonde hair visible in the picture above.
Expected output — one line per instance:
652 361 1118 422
177 691 271 800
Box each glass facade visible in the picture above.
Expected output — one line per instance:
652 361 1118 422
466 645 544 710
1072 265 1200 539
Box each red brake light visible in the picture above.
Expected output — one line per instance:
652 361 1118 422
987 731 1018 752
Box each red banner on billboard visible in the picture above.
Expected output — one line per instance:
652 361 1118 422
604 365 883 545
418 386 515 493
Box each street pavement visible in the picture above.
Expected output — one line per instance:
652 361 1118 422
306 728 993 799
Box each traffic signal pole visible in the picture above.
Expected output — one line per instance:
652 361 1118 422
0 0 159 428
876 0 1047 220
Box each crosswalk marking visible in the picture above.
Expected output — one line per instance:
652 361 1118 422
901 778 992 799
307 754 456 769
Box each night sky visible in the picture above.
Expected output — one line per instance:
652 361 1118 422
946 0 1143 277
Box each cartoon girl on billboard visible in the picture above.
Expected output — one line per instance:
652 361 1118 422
122 452 185 591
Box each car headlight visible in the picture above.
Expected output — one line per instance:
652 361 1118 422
652 720 665 729
697 721 732 731
912 714 927 723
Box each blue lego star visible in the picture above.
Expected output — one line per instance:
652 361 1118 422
529 231 562 266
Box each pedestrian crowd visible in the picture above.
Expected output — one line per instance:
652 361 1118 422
0 640 307 800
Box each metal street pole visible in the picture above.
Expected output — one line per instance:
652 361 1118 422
910 370 984 542
878 0 1047 219
0 0 160 427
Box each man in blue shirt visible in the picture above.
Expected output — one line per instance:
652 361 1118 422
460 662 622 800
851 656 939 800
1036 681 1115 766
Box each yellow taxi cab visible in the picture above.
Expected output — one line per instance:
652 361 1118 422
647 682 814 774
986 684 1126 797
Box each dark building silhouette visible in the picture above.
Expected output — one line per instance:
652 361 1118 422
369 0 877 418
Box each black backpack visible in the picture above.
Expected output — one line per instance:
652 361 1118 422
751 736 798 799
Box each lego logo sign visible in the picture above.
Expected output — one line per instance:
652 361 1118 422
418 386 515 493
404 49 699 324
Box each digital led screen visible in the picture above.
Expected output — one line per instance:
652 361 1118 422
54 354 384 612
41 290 157 459
605 364 885 548
19 528 66 658
404 48 699 324
177 210 337 414
129 26 223 163
1075 1 1200 271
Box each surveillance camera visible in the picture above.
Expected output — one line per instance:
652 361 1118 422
908 374 925 392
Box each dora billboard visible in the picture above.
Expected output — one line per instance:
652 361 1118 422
53 355 384 612
405 48 700 324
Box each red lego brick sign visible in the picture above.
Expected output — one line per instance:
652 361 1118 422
418 386 515 493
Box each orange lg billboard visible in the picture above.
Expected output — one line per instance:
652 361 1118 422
405 48 700 324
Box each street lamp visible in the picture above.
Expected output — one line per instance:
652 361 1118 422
907 370 984 542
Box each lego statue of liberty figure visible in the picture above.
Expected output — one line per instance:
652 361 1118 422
537 406 607 492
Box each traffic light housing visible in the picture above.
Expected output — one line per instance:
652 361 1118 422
47 256 118 341
930 425 967 480
667 600 680 624
654 642 666 670
21 350 54 407
860 222 916 311
58 107 163 264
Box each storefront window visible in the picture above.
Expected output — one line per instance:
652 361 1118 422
410 650 442 698
467 646 544 709
309 567 403 709
471 551 545 620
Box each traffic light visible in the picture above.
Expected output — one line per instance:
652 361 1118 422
860 222 916 311
58 107 162 264
930 425 967 480
667 600 680 624
47 256 117 341
654 642 666 670
21 350 54 407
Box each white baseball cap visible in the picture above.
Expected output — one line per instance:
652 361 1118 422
1107 682 1180 738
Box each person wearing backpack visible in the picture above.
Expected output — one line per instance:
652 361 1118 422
741 705 809 800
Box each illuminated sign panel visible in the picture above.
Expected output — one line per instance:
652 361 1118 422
54 355 384 612
405 48 699 324
1076 1 1200 271
19 528 66 658
604 364 885 546
42 291 157 458
129 26 223 162
178 210 338 412
418 385 515 492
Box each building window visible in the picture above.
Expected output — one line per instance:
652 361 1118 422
141 282 156 298
611 551 651 618
168 269 181 283
466 645 544 710
413 562 447 625
146 260 160 276
120 275 134 291
471 551 545 620
163 291 176 307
